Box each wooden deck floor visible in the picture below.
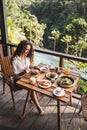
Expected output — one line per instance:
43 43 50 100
0 77 87 130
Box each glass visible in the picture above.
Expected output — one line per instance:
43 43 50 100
65 69 70 75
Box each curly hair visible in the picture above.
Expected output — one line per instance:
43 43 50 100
11 40 34 65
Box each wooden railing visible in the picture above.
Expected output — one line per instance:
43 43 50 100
5 43 87 68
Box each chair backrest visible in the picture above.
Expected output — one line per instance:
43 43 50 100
0 55 14 77
0 44 4 58
81 94 87 121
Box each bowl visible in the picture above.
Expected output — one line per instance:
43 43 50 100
31 68 40 74
46 72 58 80
57 76 75 88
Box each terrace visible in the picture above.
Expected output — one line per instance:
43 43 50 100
0 43 87 130
0 0 87 130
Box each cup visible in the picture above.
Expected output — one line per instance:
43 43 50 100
29 76 36 84
55 87 64 95
65 69 70 75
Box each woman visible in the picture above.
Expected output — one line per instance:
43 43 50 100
11 40 44 116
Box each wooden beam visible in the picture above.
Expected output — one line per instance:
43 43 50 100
0 0 8 55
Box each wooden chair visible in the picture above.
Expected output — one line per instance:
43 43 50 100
0 44 4 58
0 55 19 109
81 94 87 121
0 44 4 78
0 55 43 118
78 94 87 129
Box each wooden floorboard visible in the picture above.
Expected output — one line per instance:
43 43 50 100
0 78 87 130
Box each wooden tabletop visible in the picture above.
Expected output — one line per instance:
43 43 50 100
17 65 80 103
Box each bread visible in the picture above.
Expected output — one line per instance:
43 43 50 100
39 80 49 86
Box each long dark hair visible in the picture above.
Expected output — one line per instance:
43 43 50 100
11 40 34 64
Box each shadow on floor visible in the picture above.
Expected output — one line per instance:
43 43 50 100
0 126 18 130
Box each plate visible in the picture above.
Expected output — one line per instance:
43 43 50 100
46 72 58 80
38 79 51 88
40 66 49 72
53 88 65 97
31 68 40 74
57 76 75 88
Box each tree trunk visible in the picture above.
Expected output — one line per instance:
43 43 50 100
53 39 56 51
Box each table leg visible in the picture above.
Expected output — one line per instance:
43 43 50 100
19 90 30 119
70 94 72 106
57 100 61 130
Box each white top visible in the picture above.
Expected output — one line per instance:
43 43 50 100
12 55 30 74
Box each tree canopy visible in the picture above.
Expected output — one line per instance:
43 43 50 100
5 0 46 47
5 0 87 57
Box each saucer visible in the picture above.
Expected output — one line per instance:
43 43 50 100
53 88 65 97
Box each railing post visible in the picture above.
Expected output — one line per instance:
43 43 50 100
59 57 64 67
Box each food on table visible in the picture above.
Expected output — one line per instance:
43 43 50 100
39 80 49 86
29 76 36 84
40 66 48 72
57 76 74 87
31 68 40 74
46 72 57 80
38 79 51 88
60 78 72 85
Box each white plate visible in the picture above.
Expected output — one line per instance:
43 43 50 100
38 79 51 88
40 66 49 72
53 88 65 97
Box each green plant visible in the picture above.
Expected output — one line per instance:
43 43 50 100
77 78 87 95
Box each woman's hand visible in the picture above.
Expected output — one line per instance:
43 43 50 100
25 68 30 74
29 65 34 69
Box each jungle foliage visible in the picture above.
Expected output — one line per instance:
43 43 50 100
5 0 87 57
5 0 46 47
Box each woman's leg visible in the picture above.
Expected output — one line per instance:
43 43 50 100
30 91 45 115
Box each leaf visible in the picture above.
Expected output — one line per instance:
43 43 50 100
81 85 87 93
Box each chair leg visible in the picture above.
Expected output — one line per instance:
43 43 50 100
78 106 82 114
3 78 6 94
9 87 16 109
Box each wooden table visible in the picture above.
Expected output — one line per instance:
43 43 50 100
17 65 80 130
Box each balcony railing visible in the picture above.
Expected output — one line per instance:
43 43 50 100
6 43 87 68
